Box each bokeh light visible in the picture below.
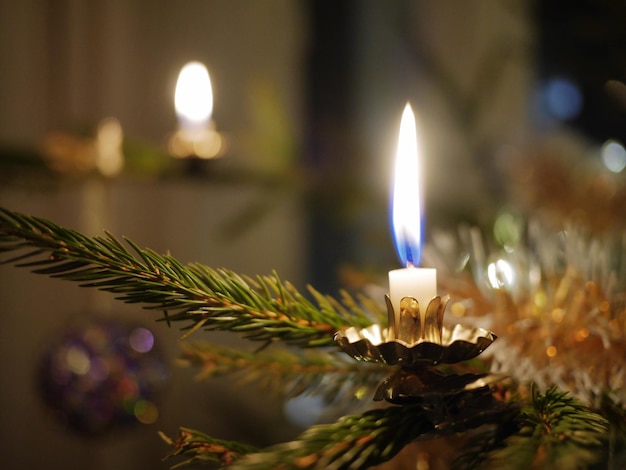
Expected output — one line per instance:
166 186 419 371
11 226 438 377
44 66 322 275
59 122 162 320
129 327 155 353
487 258 515 290
601 139 626 173
543 77 583 121
284 394 326 428
493 212 524 250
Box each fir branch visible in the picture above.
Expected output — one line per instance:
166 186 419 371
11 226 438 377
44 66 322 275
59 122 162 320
474 385 608 469
159 427 260 469
177 342 386 401
164 405 435 470
453 415 520 470
163 388 513 469
0 207 374 347
597 393 626 468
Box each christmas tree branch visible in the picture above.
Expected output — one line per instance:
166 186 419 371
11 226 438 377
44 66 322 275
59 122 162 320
159 427 260 469
458 385 608 469
161 386 514 469
0 207 374 347
163 404 435 470
178 342 386 400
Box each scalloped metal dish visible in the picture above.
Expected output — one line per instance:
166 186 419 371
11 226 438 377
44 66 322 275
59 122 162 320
334 323 497 367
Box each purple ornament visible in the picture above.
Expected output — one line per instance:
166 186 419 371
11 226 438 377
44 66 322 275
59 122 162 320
37 317 168 436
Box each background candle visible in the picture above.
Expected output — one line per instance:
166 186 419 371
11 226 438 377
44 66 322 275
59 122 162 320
169 61 224 160
388 103 437 324
174 61 214 135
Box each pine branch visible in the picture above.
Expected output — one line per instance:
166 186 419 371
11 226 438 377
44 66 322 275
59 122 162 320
164 405 435 470
453 414 520 469
159 427 260 469
0 207 374 347
597 393 626 467
467 385 608 469
162 386 513 469
178 342 386 401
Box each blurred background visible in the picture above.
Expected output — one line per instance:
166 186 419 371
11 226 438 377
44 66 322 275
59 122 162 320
2 1 626 468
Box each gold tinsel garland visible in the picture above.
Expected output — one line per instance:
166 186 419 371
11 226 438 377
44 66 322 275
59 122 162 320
431 221 626 408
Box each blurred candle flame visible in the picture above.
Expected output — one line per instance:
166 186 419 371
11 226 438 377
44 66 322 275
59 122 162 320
174 61 213 132
392 103 423 267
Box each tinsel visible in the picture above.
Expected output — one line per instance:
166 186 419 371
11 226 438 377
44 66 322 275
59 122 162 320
428 218 626 408
503 135 626 232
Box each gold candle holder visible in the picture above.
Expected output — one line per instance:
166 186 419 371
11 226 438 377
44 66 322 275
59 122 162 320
334 295 501 403
335 295 496 367
167 125 226 160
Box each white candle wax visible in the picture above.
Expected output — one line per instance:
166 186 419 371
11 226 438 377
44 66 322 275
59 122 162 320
388 266 437 325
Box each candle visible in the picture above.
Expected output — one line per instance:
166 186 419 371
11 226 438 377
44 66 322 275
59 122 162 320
174 61 214 135
94 117 124 177
388 103 437 328
169 61 224 160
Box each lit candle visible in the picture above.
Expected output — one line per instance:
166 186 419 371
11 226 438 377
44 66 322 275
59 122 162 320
388 103 437 328
175 61 214 136
170 61 224 160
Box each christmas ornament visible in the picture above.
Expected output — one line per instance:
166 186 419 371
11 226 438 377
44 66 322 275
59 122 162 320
37 317 168 436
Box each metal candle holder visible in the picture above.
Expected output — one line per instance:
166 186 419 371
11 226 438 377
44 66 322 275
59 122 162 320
334 295 500 404
167 124 226 160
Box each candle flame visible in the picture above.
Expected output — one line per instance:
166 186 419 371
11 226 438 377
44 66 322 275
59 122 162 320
175 61 213 129
392 103 423 267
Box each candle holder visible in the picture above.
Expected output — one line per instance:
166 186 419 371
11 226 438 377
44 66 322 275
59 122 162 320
335 295 496 367
334 295 501 403
167 125 226 160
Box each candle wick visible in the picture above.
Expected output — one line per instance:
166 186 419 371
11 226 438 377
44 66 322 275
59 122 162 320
402 237 420 268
